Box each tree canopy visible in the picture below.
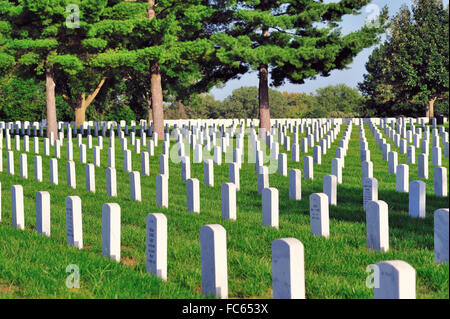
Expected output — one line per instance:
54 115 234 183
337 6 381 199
359 0 449 118
212 0 387 131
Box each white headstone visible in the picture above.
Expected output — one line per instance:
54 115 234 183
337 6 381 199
79 144 87 164
432 146 441 166
303 156 313 180
106 167 117 197
54 140 61 159
93 146 101 167
361 149 370 163
102 203 121 262
204 159 214 187
108 147 115 168
409 180 426 218
20 153 28 179
147 140 155 156
11 185 25 230
362 161 373 181
278 153 287 176
366 200 389 252
257 166 269 194
374 260 416 299
194 144 203 163
323 174 337 206
140 152 149 176
7 150 14 175
146 213 167 280
331 158 342 184
34 155 42 182
85 163 96 193
406 145 415 164
156 174 169 208
221 183 237 220
187 178 200 213
363 178 378 210
129 171 142 201
49 158 58 185
124 149 132 173
200 224 228 299
33 137 39 154
66 161 76 189
434 166 447 197
434 208 449 264
313 145 322 164
396 164 409 192
36 191 50 237
65 196 83 249
289 169 302 200
418 153 429 179
262 187 279 229
66 140 73 161
213 146 222 165
272 238 305 299
291 143 300 162
388 151 398 174
309 193 329 238
228 162 240 191
160 154 169 177
181 156 191 182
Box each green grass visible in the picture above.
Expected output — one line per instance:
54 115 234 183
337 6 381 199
0 122 448 299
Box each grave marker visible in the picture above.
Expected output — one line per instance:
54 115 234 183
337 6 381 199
272 238 305 299
434 209 449 264
11 185 25 230
65 196 83 249
102 203 121 262
374 261 416 299
366 200 389 252
146 213 168 280
309 193 329 238
200 224 228 299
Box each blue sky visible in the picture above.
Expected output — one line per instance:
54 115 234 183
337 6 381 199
210 0 449 100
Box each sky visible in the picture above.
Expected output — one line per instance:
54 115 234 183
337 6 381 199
210 0 449 100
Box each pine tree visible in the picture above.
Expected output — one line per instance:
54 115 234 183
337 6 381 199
0 0 124 134
213 0 387 133
91 0 226 139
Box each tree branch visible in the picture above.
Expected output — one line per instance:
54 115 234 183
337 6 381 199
84 77 107 108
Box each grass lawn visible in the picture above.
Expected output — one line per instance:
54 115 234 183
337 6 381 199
0 121 448 299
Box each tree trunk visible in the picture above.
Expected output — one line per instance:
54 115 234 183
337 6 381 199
426 97 436 119
259 64 270 135
177 100 187 119
146 95 153 123
148 0 164 140
258 28 270 137
74 77 106 127
45 67 58 140
151 63 164 139
75 105 86 127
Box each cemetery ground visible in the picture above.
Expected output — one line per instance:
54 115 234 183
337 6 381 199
0 123 448 299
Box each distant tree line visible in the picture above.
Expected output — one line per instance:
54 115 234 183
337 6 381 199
0 78 369 121
159 84 367 120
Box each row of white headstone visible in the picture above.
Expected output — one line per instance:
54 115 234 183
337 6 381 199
1 117 448 298
6 183 445 299
358 122 448 263
368 120 448 187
